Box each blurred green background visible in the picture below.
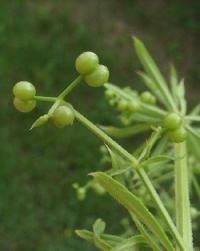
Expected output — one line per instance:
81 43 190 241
0 0 199 250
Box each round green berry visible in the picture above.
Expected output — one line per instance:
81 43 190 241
77 188 86 201
168 126 187 143
164 113 182 130
84 64 109 87
13 97 36 113
105 89 114 99
75 51 99 75
53 105 75 128
117 99 128 112
128 100 140 112
13 81 36 101
140 91 156 105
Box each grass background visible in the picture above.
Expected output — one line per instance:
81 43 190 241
0 0 199 250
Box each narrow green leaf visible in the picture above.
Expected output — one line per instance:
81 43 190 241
106 146 126 183
75 230 112 251
187 126 200 139
133 37 176 111
141 155 172 167
137 71 164 104
91 172 174 251
107 166 131 177
130 113 162 123
100 124 150 138
93 236 112 251
189 104 200 116
152 134 169 156
187 133 200 161
186 115 200 122
130 213 162 251
192 174 200 199
139 127 163 161
111 235 146 251
169 64 178 104
177 79 186 114
76 229 124 247
106 146 124 171
93 219 106 237
30 114 49 130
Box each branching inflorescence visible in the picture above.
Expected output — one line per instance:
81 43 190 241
13 38 200 251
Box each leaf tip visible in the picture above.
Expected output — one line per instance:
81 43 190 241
88 172 98 177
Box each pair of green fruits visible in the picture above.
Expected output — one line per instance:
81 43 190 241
164 113 186 143
13 81 74 128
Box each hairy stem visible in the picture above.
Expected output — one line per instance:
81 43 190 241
174 142 193 251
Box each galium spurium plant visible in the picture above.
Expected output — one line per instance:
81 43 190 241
12 38 200 251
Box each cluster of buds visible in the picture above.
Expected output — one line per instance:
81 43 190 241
104 84 158 126
104 83 187 143
73 181 105 201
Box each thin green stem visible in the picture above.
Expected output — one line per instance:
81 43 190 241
74 109 138 166
137 169 185 251
34 96 57 102
34 75 82 103
74 108 186 251
174 142 193 251
130 212 162 251
59 75 82 99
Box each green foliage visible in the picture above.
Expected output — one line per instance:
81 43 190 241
2 1 200 251
12 36 200 251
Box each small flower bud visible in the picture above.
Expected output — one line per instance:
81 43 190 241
30 114 49 130
117 99 128 112
128 100 140 113
77 188 86 201
140 91 156 105
105 89 114 99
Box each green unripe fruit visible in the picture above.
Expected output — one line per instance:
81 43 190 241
164 113 182 130
53 106 75 128
168 126 187 143
77 188 86 201
117 99 128 112
84 64 109 87
105 89 114 99
128 100 140 112
91 183 105 195
140 91 156 105
75 51 99 75
13 81 36 100
13 97 36 113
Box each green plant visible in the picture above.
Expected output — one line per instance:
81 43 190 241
12 38 200 251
